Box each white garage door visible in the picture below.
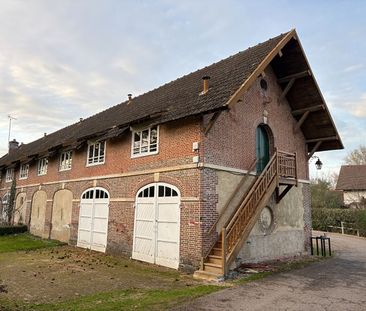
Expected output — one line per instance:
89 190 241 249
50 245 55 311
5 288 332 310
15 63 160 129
77 187 110 252
132 183 181 269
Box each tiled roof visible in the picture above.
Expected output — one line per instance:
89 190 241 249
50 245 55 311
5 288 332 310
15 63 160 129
336 165 366 191
0 32 288 166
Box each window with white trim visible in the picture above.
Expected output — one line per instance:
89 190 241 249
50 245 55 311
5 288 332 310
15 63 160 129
59 151 72 171
5 168 14 182
37 158 48 176
19 164 29 180
87 141 106 166
132 126 158 157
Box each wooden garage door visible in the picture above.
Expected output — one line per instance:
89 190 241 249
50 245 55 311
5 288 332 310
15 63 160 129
77 187 109 252
132 183 180 269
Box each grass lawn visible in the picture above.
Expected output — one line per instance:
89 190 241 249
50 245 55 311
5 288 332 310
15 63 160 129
0 285 222 311
0 234 323 311
0 233 62 253
0 234 224 311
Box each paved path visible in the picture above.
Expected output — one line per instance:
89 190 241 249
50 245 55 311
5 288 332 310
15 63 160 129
176 232 366 311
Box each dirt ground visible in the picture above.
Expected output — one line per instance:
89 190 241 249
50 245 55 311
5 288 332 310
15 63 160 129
0 245 198 305
175 231 366 311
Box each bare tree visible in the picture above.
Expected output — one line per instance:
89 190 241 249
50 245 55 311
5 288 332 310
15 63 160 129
344 145 366 165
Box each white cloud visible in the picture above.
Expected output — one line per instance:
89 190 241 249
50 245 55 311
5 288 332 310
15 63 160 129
344 63 364 72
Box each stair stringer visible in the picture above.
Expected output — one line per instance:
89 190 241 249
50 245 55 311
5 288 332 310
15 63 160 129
226 178 278 269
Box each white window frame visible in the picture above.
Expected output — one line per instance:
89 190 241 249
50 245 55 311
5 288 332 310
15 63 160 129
86 140 106 166
59 150 73 171
131 125 159 158
19 164 29 180
37 158 48 176
5 168 14 183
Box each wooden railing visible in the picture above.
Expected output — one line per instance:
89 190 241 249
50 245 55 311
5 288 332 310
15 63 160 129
223 149 296 266
278 150 297 180
207 158 258 236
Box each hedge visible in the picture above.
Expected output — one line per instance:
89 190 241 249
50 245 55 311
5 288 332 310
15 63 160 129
312 208 366 237
0 225 28 236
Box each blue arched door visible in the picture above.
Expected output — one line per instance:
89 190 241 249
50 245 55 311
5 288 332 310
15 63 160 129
256 125 270 173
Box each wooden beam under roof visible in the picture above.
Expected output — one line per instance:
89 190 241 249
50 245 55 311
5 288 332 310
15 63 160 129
306 136 338 144
292 104 324 116
277 70 311 84
307 141 322 159
279 78 295 102
293 110 310 133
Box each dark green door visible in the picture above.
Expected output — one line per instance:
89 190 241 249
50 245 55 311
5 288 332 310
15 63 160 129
256 126 270 173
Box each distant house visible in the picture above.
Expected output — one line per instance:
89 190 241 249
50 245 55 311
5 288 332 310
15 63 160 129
0 29 342 279
336 165 366 208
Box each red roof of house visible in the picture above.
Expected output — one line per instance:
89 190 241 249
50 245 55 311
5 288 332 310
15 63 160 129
336 165 366 191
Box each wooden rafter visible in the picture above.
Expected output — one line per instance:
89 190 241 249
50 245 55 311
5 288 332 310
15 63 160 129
306 136 338 144
293 110 310 133
278 78 295 102
277 70 311 84
225 29 297 109
204 111 222 136
307 141 322 160
292 104 324 116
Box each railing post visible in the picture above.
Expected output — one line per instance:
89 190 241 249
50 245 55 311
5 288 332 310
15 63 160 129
221 227 227 277
294 152 298 186
276 148 279 188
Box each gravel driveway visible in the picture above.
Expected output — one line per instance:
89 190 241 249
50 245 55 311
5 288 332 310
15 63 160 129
176 231 366 311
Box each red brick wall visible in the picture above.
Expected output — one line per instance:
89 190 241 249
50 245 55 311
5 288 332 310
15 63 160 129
202 65 309 180
0 117 201 190
0 116 203 267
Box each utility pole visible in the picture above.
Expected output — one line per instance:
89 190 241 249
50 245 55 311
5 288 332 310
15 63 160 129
7 115 17 152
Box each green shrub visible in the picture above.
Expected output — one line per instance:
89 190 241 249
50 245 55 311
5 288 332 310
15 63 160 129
312 208 366 237
0 225 28 236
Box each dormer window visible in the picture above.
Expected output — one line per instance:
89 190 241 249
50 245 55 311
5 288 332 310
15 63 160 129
59 151 73 171
5 168 14 182
37 158 48 176
131 126 159 157
19 164 29 180
87 141 106 166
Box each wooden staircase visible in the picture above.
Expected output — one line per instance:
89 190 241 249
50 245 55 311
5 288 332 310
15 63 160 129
194 149 297 280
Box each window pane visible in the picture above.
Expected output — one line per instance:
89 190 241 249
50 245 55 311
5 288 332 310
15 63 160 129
134 132 141 142
143 188 149 197
149 186 155 197
172 189 178 197
150 127 157 144
165 187 171 197
158 186 164 197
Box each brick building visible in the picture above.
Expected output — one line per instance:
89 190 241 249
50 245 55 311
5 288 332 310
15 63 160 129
0 30 342 278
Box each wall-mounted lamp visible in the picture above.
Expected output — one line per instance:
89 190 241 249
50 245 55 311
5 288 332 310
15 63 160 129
311 156 323 170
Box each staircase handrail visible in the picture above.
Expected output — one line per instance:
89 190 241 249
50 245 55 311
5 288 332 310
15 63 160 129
207 158 258 236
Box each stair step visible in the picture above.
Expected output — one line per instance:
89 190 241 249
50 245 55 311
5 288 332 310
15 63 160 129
212 248 222 256
207 255 222 265
208 255 222 259
204 262 223 274
193 270 224 281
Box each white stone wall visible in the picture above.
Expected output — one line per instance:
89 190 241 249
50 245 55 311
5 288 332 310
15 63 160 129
344 191 366 205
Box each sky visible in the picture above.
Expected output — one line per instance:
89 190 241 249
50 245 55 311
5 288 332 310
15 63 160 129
0 0 365 180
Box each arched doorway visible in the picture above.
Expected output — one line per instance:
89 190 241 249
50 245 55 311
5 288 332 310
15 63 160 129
51 189 73 243
132 183 181 269
14 193 27 225
30 190 47 237
77 187 110 252
256 124 272 173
